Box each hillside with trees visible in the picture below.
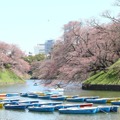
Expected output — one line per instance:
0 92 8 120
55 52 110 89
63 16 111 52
31 0 120 85
0 41 30 84
83 59 120 85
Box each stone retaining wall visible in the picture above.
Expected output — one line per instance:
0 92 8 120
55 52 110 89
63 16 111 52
82 84 120 91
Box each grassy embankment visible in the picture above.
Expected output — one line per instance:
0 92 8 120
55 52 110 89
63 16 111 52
0 69 25 86
83 59 120 85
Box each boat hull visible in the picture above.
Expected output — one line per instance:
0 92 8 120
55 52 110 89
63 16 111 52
110 106 119 112
50 96 66 101
38 95 50 99
97 106 111 112
55 103 93 110
20 93 28 97
86 99 107 104
111 101 120 105
59 107 97 114
4 104 26 110
66 97 85 102
28 106 54 112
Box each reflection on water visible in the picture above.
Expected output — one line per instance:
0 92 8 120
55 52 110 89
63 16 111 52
0 80 46 93
0 79 120 120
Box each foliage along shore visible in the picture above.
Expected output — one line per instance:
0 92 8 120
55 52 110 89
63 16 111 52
0 69 25 86
0 41 30 86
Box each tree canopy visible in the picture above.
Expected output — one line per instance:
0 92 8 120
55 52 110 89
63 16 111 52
31 0 120 83
0 41 30 78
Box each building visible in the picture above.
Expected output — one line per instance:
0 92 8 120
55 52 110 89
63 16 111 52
34 44 45 55
45 40 54 54
34 40 54 55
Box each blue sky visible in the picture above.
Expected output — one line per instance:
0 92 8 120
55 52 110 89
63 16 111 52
0 0 119 54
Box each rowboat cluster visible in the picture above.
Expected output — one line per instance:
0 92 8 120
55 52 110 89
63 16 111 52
0 92 120 114
20 92 120 104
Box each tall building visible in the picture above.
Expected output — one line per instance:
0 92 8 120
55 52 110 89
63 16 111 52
45 40 54 54
34 40 54 55
34 44 45 55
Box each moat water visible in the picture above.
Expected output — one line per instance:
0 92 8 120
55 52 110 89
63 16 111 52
0 80 120 120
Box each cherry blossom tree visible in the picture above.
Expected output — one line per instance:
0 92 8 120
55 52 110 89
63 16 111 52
0 41 30 78
31 0 120 83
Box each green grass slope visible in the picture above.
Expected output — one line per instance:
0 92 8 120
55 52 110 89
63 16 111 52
83 59 120 85
0 69 25 85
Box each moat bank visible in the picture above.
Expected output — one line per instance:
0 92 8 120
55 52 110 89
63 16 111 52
82 84 120 91
0 69 25 86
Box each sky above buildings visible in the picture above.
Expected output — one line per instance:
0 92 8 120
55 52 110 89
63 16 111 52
0 0 119 54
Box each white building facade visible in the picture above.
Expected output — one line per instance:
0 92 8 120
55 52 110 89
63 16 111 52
34 44 45 55
34 40 54 55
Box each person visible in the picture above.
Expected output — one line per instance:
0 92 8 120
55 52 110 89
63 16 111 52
55 84 61 88
34 83 37 86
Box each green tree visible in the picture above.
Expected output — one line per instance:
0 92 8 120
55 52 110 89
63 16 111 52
24 54 45 64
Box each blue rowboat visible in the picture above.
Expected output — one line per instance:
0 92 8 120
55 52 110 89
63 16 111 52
66 97 85 102
18 100 39 107
38 95 50 99
28 105 54 112
2 99 20 105
18 100 39 104
2 101 17 106
97 106 111 112
19 103 33 108
6 93 19 97
4 104 26 110
27 94 38 98
3 99 19 102
84 96 99 101
50 96 66 101
55 103 93 110
32 102 52 107
20 93 28 97
3 98 20 102
59 107 98 114
97 105 119 112
86 98 107 104
111 101 120 105
72 95 79 98
110 105 119 112
32 102 63 107
48 102 63 105
55 104 80 110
